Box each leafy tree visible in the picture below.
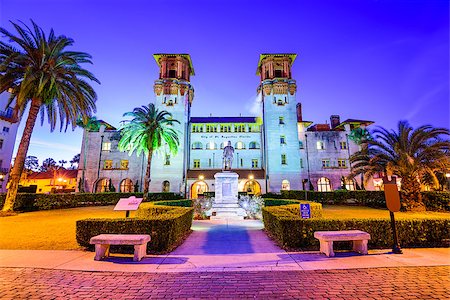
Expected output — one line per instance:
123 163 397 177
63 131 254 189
69 153 80 169
58 160 67 168
76 116 100 192
350 121 450 211
118 104 179 200
0 20 99 211
40 157 57 172
24 156 39 172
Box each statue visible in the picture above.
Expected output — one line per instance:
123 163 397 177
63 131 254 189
222 141 234 171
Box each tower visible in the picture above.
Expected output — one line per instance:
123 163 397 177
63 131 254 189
257 54 302 192
151 54 194 194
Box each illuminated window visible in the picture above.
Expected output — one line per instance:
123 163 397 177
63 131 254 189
235 124 246 132
317 177 332 192
104 160 113 169
322 159 331 168
252 159 258 168
120 160 129 169
341 178 355 190
192 125 204 133
281 154 287 165
206 125 218 133
249 141 260 149
280 135 286 145
279 117 285 125
235 141 245 150
340 141 347 150
162 180 170 192
120 178 133 192
207 141 217 150
248 125 260 132
338 159 347 168
193 159 200 168
164 154 170 165
102 142 111 151
192 142 203 149
316 141 325 150
281 179 290 190
220 125 231 132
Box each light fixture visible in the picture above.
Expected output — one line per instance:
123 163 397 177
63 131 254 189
446 173 450 178
249 174 254 180
199 175 204 180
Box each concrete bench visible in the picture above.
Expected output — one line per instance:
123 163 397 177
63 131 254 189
89 234 151 261
314 230 370 257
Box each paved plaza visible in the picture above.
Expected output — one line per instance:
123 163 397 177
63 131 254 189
0 219 449 299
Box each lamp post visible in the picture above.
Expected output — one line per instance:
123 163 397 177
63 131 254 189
446 173 450 191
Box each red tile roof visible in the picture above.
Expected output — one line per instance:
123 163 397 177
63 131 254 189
26 169 78 180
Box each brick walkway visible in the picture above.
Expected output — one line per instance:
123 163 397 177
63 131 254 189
0 266 449 299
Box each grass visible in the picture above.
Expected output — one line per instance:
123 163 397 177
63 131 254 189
0 205 448 250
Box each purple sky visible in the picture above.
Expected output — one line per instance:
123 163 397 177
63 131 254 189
1 0 449 164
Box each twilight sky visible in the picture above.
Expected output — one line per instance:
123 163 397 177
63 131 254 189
1 0 449 164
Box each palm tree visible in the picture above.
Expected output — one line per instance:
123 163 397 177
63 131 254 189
348 126 372 190
0 20 99 211
76 116 100 192
350 121 450 211
118 104 179 200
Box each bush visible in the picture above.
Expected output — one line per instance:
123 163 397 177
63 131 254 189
263 200 323 218
0 192 184 211
153 199 192 207
422 192 450 212
76 204 193 253
263 206 449 250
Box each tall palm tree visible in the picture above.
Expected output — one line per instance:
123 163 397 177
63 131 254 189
118 104 179 200
348 126 372 190
350 121 450 211
76 116 100 192
0 20 99 211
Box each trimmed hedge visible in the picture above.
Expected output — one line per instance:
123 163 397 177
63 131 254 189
422 192 450 212
263 199 323 218
0 192 184 211
153 199 193 207
263 206 450 250
76 204 193 253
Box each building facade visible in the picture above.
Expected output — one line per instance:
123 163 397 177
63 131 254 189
78 53 373 197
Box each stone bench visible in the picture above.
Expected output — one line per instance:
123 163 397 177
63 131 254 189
314 230 370 257
89 234 151 261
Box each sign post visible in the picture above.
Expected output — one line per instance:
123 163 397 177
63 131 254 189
114 196 143 218
383 176 402 254
300 203 311 219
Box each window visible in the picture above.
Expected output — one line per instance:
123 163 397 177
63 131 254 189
192 142 203 149
120 179 133 192
300 158 304 169
162 180 170 192
249 141 260 149
120 160 129 169
192 125 203 133
280 135 286 145
240 158 243 167
299 141 304 149
338 159 347 168
340 141 347 150
235 124 246 132
193 159 200 168
317 177 332 192
164 154 170 165
0 139 3 149
252 159 258 168
316 141 325 150
322 159 331 168
277 99 284 106
341 178 356 191
104 160 113 169
220 125 231 132
281 154 287 165
168 69 176 78
2 127 9 133
281 179 290 190
279 117 285 125
207 141 217 150
235 141 245 150
102 142 111 151
206 125 218 133
248 124 260 132
208 158 212 167
275 70 283 77
220 142 225 149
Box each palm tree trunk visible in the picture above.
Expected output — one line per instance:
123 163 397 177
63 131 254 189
143 148 153 201
2 98 41 212
400 175 425 212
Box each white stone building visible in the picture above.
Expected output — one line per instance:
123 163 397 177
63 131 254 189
0 92 20 193
78 53 374 197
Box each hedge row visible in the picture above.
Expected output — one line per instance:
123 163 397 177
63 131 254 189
262 190 450 211
262 206 450 250
76 203 193 253
263 199 323 218
0 192 184 211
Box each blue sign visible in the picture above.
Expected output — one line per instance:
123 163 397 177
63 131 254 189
300 203 311 219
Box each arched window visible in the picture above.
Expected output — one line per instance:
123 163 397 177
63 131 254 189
192 142 203 149
220 142 225 149
207 141 217 150
235 141 245 150
96 178 110 193
341 178 356 191
317 177 332 192
120 178 133 192
281 179 290 191
244 180 261 195
162 180 170 192
191 181 209 199
249 141 260 149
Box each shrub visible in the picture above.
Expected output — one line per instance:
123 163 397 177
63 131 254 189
422 192 450 212
76 205 193 253
153 199 192 207
263 200 323 218
263 206 449 250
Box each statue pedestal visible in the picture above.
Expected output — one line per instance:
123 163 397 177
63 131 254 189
211 172 246 220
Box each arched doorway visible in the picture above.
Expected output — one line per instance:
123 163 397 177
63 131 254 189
191 181 208 199
281 179 290 191
244 180 261 195
341 177 356 191
95 178 110 193
120 178 133 192
162 180 170 192
318 177 332 192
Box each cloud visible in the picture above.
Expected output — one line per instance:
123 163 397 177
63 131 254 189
245 93 262 116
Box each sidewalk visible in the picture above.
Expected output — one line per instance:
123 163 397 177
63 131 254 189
0 219 448 273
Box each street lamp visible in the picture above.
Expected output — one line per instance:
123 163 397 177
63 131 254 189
446 173 450 191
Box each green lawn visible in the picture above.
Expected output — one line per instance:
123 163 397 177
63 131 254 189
0 205 448 250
